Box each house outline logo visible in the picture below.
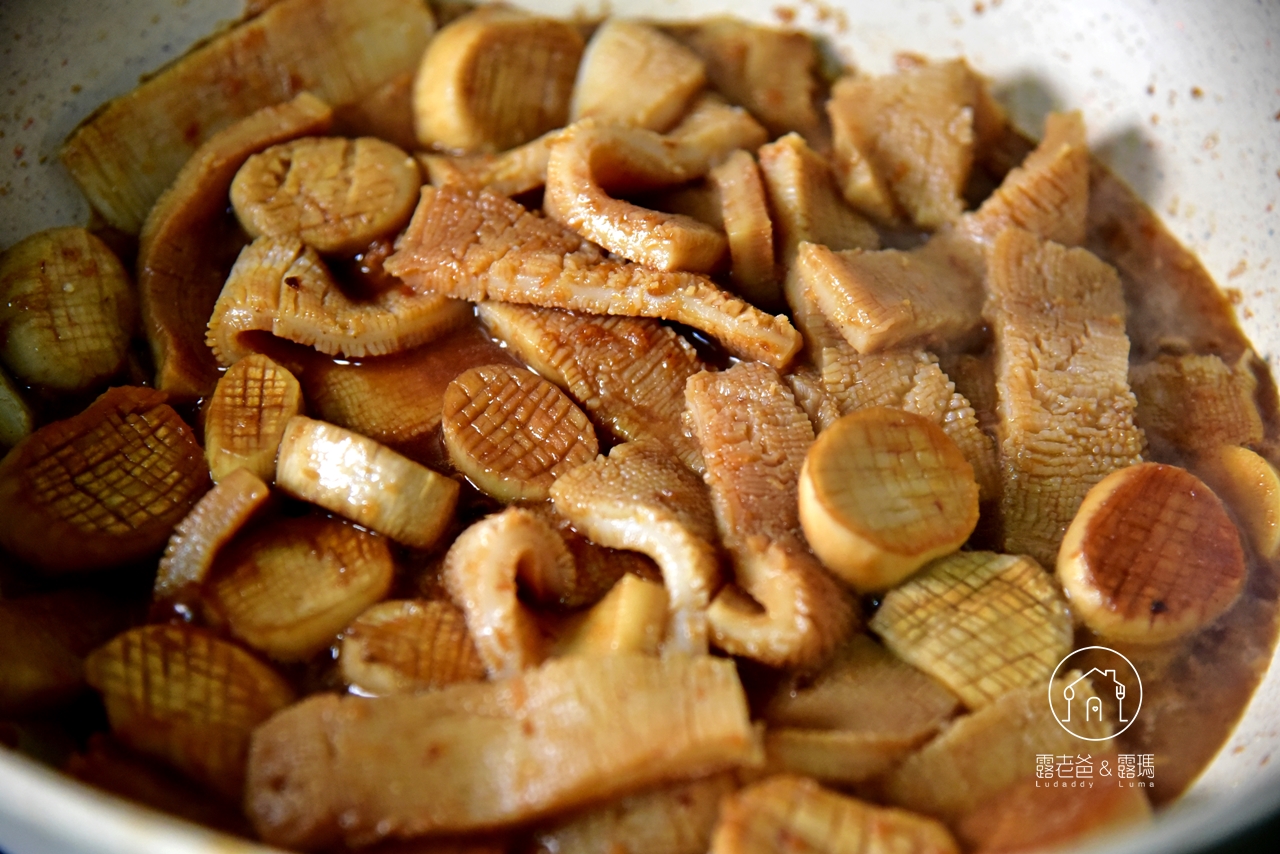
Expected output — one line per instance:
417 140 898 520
1048 646 1142 741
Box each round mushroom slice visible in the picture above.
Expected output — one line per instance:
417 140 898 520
443 364 598 503
230 136 421 255
798 407 979 592
1058 462 1246 643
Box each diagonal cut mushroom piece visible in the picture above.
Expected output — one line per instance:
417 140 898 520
384 185 801 369
685 362 856 668
443 507 573 678
545 121 728 272
550 440 722 655
208 235 470 366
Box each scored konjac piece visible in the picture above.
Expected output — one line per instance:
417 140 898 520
245 654 758 849
383 185 802 369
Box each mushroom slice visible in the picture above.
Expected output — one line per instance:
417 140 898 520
550 441 722 655
670 18 824 140
886 678 1112 823
758 133 879 267
1130 352 1264 456
303 322 518 464
478 302 707 473
711 775 960 854
686 362 856 669
826 60 1002 229
555 574 670 658
443 364 598 503
412 6 583 153
154 467 272 608
1058 463 1246 644
961 110 1089 250
420 127 563 196
85 624 294 801
139 92 335 398
245 654 758 849
340 599 487 696
59 0 434 235
0 386 209 574
570 20 706 132
986 228 1146 569
230 136 422 255
0 227 136 392
870 552 1072 708
710 149 779 308
796 240 985 354
276 416 460 549
204 354 304 484
798 408 979 592
0 366 33 448
208 236 469 366
545 122 728 273
204 515 394 662
533 773 738 854
1194 445 1280 559
664 94 770 163
443 507 570 678
385 186 801 370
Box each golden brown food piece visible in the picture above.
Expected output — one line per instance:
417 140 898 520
421 128 563 197
412 7 582 154
138 92 335 398
518 503 650 610
302 322 517 464
153 467 272 608
962 111 1089 250
986 228 1145 568
443 507 570 677
663 94 770 161
1058 462 1246 643
208 236 469 366
1130 352 1264 456
956 774 1151 854
61 0 434 234
758 133 880 266
570 20 706 132
276 416 460 549
761 634 960 784
712 775 960 854
554 574 670 658
827 60 1000 229
245 654 758 849
0 590 128 714
386 186 800 369
204 515 395 662
332 68 419 153
443 364 598 502
0 386 209 573
1194 445 1280 558
545 121 728 273
204 354 304 483
886 678 1111 823
230 136 421 255
870 552 1072 708
799 408 979 592
478 302 707 473
85 624 294 801
0 365 34 449
796 240 984 354
785 366 842 434
711 149 779 308
341 600 487 696
550 441 721 655
66 734 253 837
533 773 738 854
686 363 855 668
670 18 824 139
0 227 135 392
